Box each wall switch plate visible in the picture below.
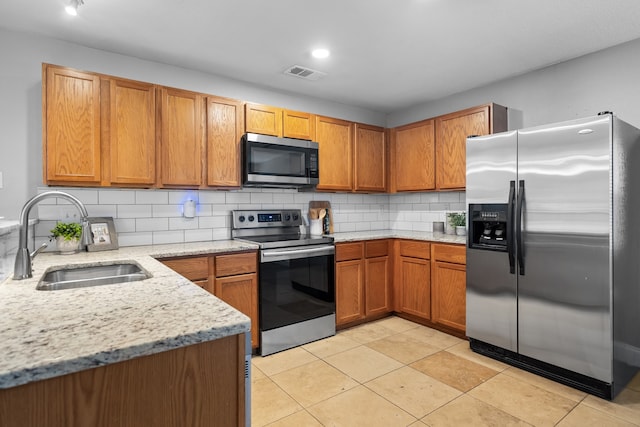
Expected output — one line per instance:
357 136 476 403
0 171 3 188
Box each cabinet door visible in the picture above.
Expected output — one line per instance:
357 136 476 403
245 103 282 136
207 96 243 187
432 261 466 332
316 116 354 191
436 105 490 190
215 273 259 348
158 87 203 186
365 256 390 317
283 109 315 140
43 65 101 184
335 259 364 325
399 256 431 319
108 79 156 185
391 120 435 191
354 124 386 192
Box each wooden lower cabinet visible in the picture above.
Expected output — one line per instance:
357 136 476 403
0 335 246 427
159 251 259 348
431 244 466 333
394 240 467 336
395 240 431 320
335 240 391 327
215 273 259 348
335 258 364 325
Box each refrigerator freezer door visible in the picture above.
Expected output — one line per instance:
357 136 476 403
466 131 518 351
517 116 612 382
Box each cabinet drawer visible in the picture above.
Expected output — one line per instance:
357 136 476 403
336 242 364 261
433 244 466 264
215 252 257 277
365 240 388 258
161 256 209 281
399 240 430 259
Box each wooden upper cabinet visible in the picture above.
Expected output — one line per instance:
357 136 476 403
43 64 101 184
106 78 156 186
245 103 315 140
158 87 203 187
207 96 244 187
390 119 435 192
354 124 386 192
245 103 282 137
283 109 315 140
435 103 507 190
315 115 354 191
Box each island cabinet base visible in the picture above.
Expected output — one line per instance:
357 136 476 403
0 334 246 427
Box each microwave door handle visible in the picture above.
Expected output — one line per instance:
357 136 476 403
507 180 516 274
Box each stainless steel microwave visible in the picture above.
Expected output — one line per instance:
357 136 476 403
242 133 319 188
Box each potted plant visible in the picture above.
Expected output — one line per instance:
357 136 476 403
447 212 467 236
50 222 83 253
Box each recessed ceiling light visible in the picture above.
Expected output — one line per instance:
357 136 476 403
312 48 330 59
65 0 84 16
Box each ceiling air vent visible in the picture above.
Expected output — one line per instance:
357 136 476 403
284 65 327 81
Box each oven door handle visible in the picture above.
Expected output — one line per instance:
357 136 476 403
261 245 335 262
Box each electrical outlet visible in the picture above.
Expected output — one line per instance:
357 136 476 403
0 171 3 188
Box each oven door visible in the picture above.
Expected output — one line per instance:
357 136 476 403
259 245 335 332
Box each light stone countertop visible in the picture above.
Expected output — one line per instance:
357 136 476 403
0 240 259 389
331 229 467 245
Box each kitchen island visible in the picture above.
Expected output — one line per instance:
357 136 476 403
0 240 258 426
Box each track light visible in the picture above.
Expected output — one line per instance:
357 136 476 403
65 0 84 16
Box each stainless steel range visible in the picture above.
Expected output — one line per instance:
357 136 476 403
232 209 335 356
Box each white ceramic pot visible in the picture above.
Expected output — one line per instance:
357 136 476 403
56 236 80 254
455 226 467 236
309 219 323 236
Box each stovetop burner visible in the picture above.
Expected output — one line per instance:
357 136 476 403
231 209 334 249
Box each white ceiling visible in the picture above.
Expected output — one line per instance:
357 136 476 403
1 0 640 113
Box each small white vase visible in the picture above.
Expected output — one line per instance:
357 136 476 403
56 236 80 254
455 226 467 236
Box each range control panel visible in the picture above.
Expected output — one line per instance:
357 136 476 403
232 209 303 229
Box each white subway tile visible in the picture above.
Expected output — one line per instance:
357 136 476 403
212 228 231 241
198 216 226 229
117 205 152 218
169 217 199 230
226 192 251 204
152 205 182 218
99 190 135 204
293 193 314 204
420 193 440 203
87 205 117 218
136 218 169 232
199 191 226 204
136 190 169 205
355 222 371 231
196 204 213 216
152 230 184 245
118 232 153 247
337 222 356 232
412 222 431 232
54 188 99 204
37 205 83 221
439 191 463 202
185 229 212 242
168 190 199 204
272 193 295 204
250 192 273 204
114 218 136 233
347 194 364 204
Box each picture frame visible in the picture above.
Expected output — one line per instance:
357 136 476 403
86 217 119 252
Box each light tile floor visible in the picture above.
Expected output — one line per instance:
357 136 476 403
251 316 640 426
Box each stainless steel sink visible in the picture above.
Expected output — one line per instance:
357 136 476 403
37 262 150 291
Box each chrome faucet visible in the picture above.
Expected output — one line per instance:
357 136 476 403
13 191 91 280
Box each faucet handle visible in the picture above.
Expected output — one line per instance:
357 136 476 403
30 242 48 260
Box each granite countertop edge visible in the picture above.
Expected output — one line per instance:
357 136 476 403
0 239 259 390
330 229 467 245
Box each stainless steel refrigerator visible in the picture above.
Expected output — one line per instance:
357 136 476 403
466 113 640 399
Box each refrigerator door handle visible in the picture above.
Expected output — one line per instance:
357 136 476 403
516 179 525 275
507 180 516 274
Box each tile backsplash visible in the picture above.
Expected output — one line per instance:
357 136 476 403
30 187 465 249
